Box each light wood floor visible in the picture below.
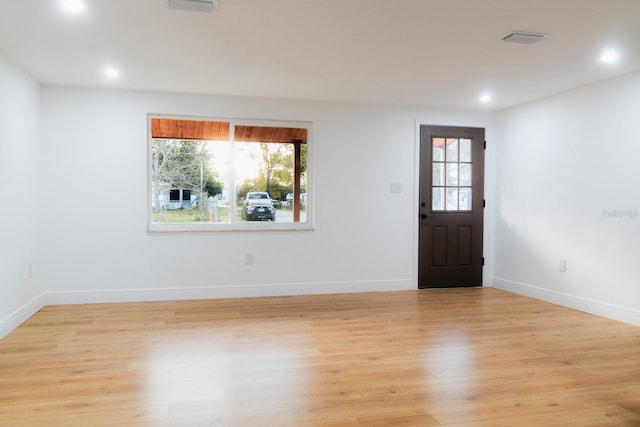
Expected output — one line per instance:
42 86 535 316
0 288 639 426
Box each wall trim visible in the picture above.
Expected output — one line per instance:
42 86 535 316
44 279 415 305
0 279 414 339
0 294 46 340
491 277 640 327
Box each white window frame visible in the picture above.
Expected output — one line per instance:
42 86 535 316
147 114 314 232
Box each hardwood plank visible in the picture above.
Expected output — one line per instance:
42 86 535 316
0 288 638 426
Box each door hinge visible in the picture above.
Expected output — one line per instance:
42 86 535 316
482 257 485 266
484 140 487 150
483 199 486 208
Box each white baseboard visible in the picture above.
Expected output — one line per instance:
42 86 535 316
0 279 414 339
0 294 46 340
490 277 640 327
44 279 415 305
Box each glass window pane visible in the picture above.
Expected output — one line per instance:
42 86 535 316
459 188 472 211
151 139 230 223
446 163 458 186
459 163 472 186
446 188 458 210
432 138 445 161
432 163 444 186
432 187 445 211
446 138 458 162
459 139 472 162
235 141 305 223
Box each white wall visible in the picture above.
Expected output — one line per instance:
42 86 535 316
7 60 638 337
0 52 42 338
37 86 492 304
491 72 640 326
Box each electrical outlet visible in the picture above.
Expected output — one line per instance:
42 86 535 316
245 253 254 266
390 182 402 194
559 260 567 273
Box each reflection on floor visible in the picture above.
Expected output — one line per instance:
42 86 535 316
1 288 639 426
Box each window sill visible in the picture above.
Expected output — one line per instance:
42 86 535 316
147 222 314 232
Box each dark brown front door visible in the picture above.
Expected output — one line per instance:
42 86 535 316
418 125 485 288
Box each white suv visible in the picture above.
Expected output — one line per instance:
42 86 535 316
241 192 276 221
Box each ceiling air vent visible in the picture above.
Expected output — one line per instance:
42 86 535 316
502 31 549 44
165 0 219 13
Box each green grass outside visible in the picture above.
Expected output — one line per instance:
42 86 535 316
152 206 232 223
151 204 307 223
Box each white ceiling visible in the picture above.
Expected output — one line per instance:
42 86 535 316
1 0 639 111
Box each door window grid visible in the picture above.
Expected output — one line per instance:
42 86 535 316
432 137 473 211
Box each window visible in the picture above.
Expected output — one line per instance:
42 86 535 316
432 137 473 211
148 116 312 231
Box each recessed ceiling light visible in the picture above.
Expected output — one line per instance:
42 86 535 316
479 93 492 104
104 67 120 80
60 0 86 15
599 49 620 65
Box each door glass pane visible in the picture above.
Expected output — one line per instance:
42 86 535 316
432 138 445 161
459 163 472 186
446 163 458 186
446 138 458 161
446 188 458 210
433 163 444 186
431 135 475 213
459 139 472 162
459 188 472 211
432 187 445 211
